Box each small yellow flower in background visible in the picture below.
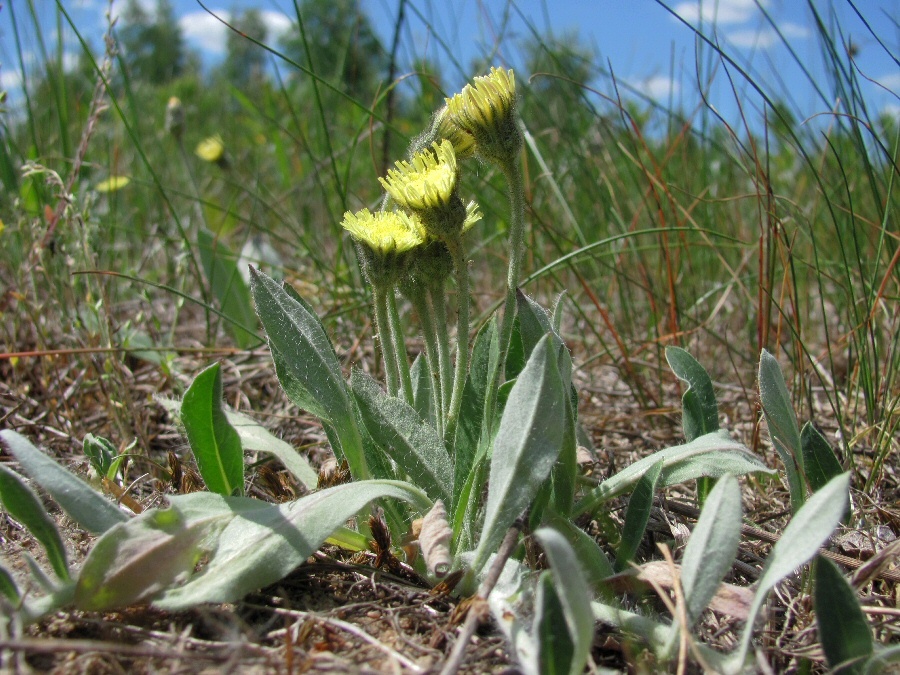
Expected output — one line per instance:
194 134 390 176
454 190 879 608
95 176 131 193
445 66 521 165
165 96 184 139
342 208 425 257
380 140 459 213
195 135 226 163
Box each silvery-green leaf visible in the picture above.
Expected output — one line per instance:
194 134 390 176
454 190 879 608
76 480 431 611
727 473 850 674
615 460 663 571
680 474 742 626
535 527 595 675
815 556 873 674
1 430 127 534
0 464 69 581
250 269 366 479
575 430 773 516
225 409 318 489
666 346 718 442
801 422 843 493
759 349 804 510
351 369 452 504
473 336 567 572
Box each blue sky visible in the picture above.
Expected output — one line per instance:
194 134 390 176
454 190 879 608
2 0 898 130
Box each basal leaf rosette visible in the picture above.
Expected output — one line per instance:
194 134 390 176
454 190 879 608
342 208 426 288
379 140 467 241
445 66 521 166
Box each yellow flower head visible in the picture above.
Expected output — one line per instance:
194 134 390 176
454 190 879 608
342 208 425 256
380 140 459 213
195 135 225 163
461 200 483 234
445 67 521 165
433 107 476 160
343 208 426 288
95 176 131 193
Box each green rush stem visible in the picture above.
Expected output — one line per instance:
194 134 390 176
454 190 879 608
444 237 471 447
411 289 444 438
373 286 400 397
429 283 453 419
482 155 526 434
387 291 414 404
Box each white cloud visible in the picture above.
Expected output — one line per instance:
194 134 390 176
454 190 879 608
633 75 680 101
726 21 810 49
876 72 900 92
1 69 22 91
881 103 900 120
259 11 292 39
674 0 768 26
179 11 230 55
179 9 292 55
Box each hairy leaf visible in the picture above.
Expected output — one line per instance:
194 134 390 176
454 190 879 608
0 464 69 581
473 336 567 571
615 460 663 571
815 557 873 674
666 346 719 442
534 573 576 675
758 349 805 510
77 480 431 611
181 363 244 496
535 527 595 675
225 409 317 489
575 430 773 516
801 422 844 493
680 474 742 625
0 430 127 534
351 369 453 503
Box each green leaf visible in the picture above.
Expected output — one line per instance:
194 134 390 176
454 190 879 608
542 514 614 594
351 369 453 504
516 290 561 361
666 346 719 442
197 227 260 348
801 422 844 493
410 354 435 427
251 269 367 479
0 464 69 581
83 433 116 478
728 473 851 674
505 317 525 380
680 474 742 626
575 430 773 516
181 363 244 496
473 336 567 572
224 409 318 489
551 348 578 517
535 527 595 675
75 480 431 611
0 430 127 534
615 460 663 571
758 349 805 511
815 557 873 674
534 573 576 675
0 563 20 602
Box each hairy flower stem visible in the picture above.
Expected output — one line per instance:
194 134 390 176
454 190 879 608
409 288 444 437
482 156 526 434
444 238 470 447
387 292 414 404
372 287 400 397
429 284 453 418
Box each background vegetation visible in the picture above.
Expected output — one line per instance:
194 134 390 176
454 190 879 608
0 0 897 671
